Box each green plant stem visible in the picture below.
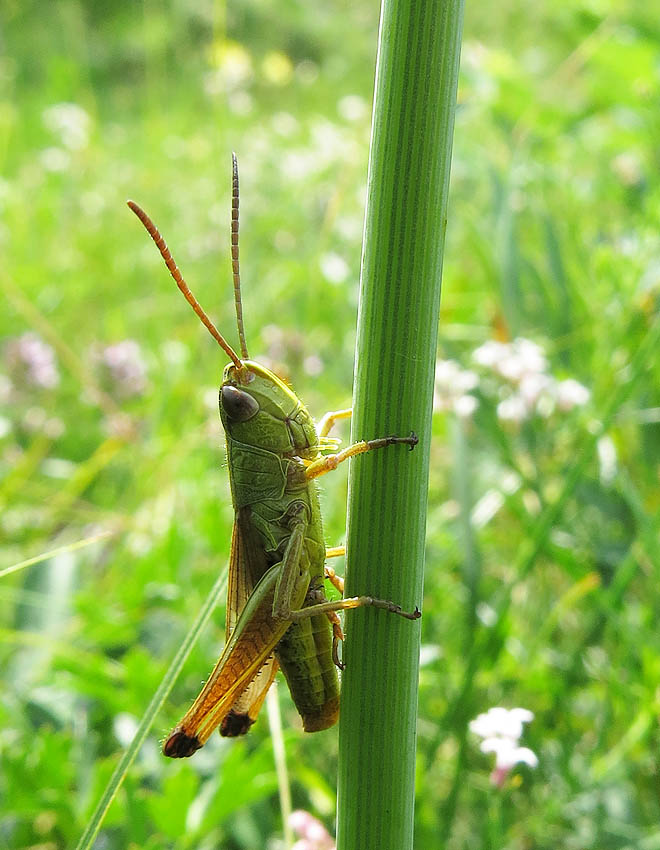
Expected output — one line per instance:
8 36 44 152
336 2 464 849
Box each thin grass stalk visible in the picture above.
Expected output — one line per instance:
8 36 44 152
267 684 293 849
75 570 228 850
336 1 464 849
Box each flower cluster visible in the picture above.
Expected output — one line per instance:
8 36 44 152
469 706 538 787
5 332 60 390
92 340 148 400
434 337 591 426
433 359 479 418
473 337 590 425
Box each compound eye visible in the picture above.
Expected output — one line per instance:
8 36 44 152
220 385 259 422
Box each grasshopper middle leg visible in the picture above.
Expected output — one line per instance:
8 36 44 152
272 520 420 628
287 592 421 623
317 407 352 438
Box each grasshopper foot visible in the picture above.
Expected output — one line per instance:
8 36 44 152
390 602 422 620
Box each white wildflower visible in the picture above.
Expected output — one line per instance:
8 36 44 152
469 706 534 740
497 338 547 382
556 378 590 411
434 359 479 419
227 91 253 116
481 738 538 787
513 338 548 375
476 601 497 626
496 394 527 424
473 337 547 382
453 394 478 418
480 737 538 768
472 340 510 369
518 372 554 409
470 706 537 787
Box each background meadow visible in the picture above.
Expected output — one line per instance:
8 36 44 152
2 1 660 848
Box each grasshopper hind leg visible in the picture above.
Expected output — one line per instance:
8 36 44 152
220 711 254 737
163 728 203 758
325 610 345 670
324 561 345 594
323 557 346 669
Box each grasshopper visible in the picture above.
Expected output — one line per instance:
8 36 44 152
128 154 420 759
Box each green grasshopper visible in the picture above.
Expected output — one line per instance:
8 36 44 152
128 155 420 759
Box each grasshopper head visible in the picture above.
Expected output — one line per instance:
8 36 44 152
220 360 318 458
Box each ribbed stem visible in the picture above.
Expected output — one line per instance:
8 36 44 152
336 1 464 849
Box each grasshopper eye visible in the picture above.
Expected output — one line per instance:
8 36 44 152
221 385 259 422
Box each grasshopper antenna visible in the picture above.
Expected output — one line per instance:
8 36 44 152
127 200 243 370
231 152 250 361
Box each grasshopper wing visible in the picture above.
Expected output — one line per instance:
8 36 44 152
220 509 279 737
163 515 309 758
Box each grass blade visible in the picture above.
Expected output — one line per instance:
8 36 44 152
75 569 227 850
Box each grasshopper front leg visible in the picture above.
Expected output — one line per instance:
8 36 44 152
305 432 418 480
317 407 352 438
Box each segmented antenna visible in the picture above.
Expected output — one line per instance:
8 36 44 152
231 152 250 361
127 200 243 370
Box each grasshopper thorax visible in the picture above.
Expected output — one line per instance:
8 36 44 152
220 360 318 458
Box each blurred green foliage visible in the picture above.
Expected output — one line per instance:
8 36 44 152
1 1 660 848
